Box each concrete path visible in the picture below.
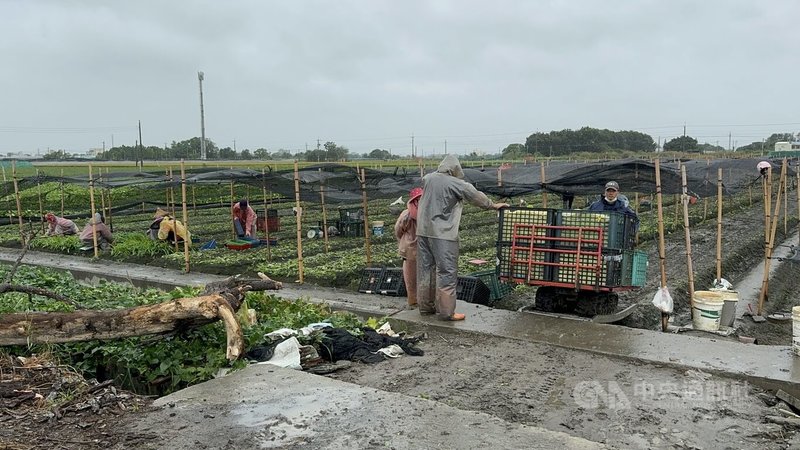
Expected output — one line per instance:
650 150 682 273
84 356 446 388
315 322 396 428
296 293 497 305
125 364 602 449
3 248 800 396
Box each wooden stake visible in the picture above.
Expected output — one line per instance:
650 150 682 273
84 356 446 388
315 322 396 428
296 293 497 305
261 168 271 261
99 169 106 222
180 160 190 273
35 170 44 234
361 168 371 266
758 163 787 315
88 164 99 258
319 169 329 253
784 165 789 235
681 165 695 311
12 161 24 245
60 168 64 217
655 161 668 284
230 174 236 239
497 166 502 187
715 168 723 282
540 164 548 208
293 161 304 283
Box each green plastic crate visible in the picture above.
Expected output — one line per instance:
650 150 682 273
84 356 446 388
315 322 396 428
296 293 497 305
621 250 648 287
469 268 516 302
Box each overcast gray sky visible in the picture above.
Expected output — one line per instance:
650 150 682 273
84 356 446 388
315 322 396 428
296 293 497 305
2 0 798 156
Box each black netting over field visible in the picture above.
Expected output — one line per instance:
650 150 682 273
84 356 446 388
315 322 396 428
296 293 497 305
1 158 795 209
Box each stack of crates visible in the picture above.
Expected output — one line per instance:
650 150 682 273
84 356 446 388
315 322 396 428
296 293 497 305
256 208 280 232
496 208 555 283
497 207 640 289
337 208 365 237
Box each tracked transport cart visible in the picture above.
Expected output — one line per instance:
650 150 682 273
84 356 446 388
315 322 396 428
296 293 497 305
497 207 646 316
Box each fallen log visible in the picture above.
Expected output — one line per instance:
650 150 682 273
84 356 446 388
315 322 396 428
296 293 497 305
0 275 282 361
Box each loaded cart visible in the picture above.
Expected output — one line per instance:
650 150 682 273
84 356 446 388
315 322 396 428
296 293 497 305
497 207 647 316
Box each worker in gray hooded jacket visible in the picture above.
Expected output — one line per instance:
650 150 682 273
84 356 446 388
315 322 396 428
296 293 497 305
416 155 508 321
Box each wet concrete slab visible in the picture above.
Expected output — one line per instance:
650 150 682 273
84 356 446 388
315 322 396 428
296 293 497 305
393 301 800 397
4 248 800 397
126 364 603 449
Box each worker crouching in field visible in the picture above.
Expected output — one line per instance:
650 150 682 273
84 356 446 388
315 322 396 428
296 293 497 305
416 155 508 321
395 187 423 309
149 209 190 244
44 212 79 236
232 200 257 240
79 213 113 250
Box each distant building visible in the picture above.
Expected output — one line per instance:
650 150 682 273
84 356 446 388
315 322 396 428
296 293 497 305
769 141 800 158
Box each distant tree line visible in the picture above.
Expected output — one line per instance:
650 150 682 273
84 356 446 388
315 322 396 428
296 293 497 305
82 128 800 162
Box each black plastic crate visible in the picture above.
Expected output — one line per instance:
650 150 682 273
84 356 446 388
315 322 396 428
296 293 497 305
339 208 364 224
336 220 365 237
358 267 385 293
378 267 407 296
553 210 637 251
497 207 555 243
456 276 492 305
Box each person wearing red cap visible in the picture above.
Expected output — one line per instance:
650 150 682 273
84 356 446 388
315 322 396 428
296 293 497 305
44 212 79 236
394 187 423 309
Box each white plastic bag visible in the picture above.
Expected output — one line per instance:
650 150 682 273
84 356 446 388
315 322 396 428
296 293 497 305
652 286 674 313
712 278 733 290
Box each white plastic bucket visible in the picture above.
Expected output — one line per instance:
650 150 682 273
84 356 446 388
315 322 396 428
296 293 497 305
793 306 800 357
691 291 725 331
714 290 739 329
372 221 384 236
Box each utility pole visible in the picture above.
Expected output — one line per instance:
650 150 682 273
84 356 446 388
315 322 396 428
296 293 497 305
233 139 236 153
138 120 143 167
111 134 114 148
728 132 732 151
198 71 207 160
445 139 447 154
411 134 415 158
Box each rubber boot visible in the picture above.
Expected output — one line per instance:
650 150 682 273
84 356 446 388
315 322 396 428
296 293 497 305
436 286 458 320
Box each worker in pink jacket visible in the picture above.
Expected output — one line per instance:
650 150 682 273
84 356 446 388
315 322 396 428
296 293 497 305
394 187 423 309
45 213 79 236
232 200 257 239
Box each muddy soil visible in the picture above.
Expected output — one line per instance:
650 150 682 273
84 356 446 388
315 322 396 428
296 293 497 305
328 327 800 449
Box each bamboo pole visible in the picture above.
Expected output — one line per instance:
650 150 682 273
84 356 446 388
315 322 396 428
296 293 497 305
758 163 787 315
60 168 64 217
361 168 372 266
35 170 44 234
12 161 24 245
105 168 112 232
1 165 6 182
293 161 304 283
319 169 330 253
98 169 106 223
715 168 723 282
797 167 799 247
681 165 695 313
497 166 502 187
674 194 679 224
230 173 236 239
164 169 170 210
169 167 176 218
655 159 669 331
784 163 788 235
88 164 99 258
540 163 547 208
180 160 190 273
261 169 271 261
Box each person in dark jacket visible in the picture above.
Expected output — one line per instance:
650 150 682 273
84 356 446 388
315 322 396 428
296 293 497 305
587 181 637 216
